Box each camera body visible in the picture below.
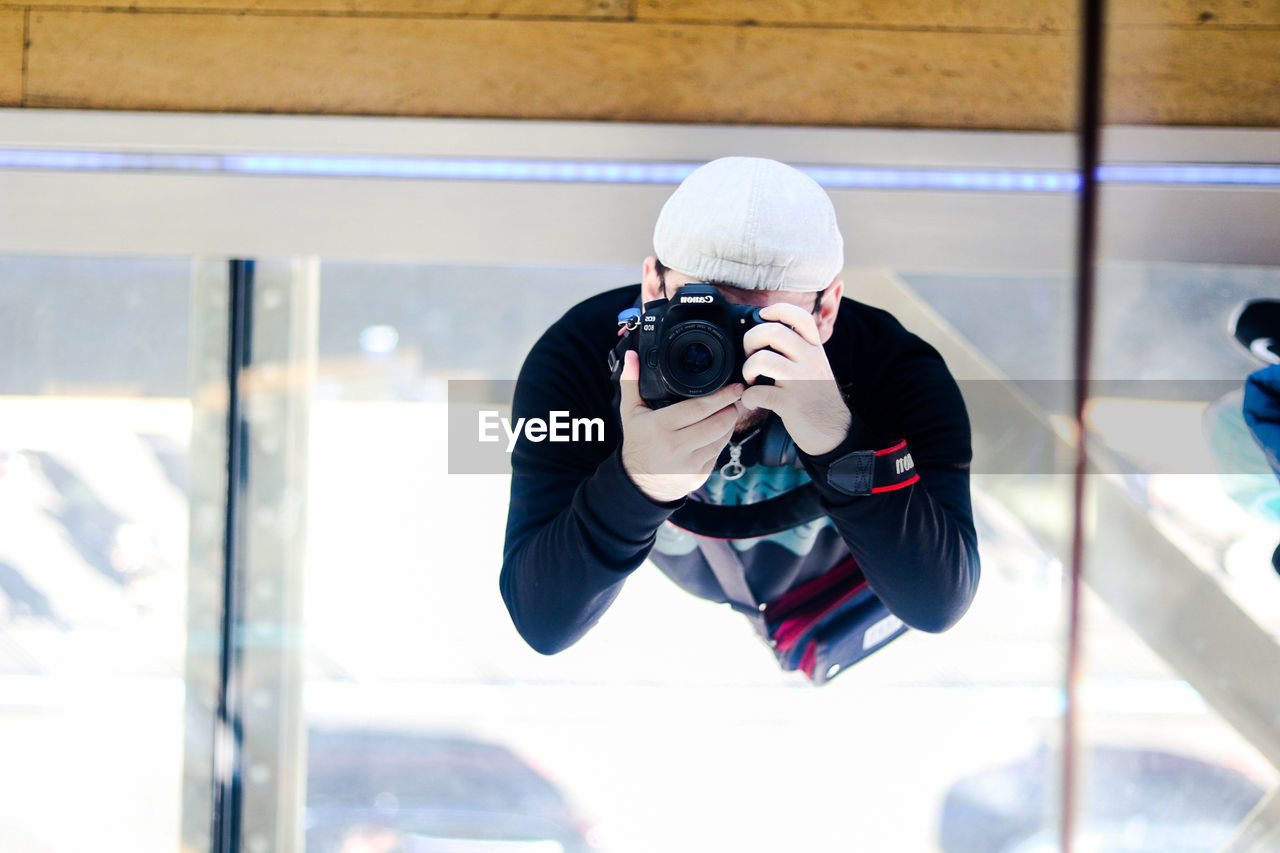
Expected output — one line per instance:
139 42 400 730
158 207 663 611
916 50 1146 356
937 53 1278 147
634 283 765 408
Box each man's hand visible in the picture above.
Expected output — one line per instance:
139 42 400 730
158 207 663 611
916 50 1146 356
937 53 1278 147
618 349 743 503
740 302 852 456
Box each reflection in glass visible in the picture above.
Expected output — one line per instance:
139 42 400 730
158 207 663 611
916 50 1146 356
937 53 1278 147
1083 87 1280 853
1072 260 1280 850
297 253 1081 851
0 256 213 853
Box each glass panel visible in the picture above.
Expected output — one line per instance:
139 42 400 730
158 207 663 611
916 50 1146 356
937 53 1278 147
895 273 1079 853
1075 262 1280 846
302 263 633 851
1081 10 1280 848
0 255 221 853
296 238 1082 849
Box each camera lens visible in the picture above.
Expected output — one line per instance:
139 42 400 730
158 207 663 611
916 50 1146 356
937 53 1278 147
661 322 732 397
678 342 714 376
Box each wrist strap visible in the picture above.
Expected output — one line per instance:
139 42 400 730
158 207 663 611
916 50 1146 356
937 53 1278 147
825 439 918 497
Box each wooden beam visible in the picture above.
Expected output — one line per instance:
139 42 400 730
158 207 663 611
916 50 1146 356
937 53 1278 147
5 0 630 16
635 0 1074 31
24 11 1075 129
1106 27 1280 126
1110 0 1280 27
5 0 1280 30
0 10 21 107
11 2 1280 129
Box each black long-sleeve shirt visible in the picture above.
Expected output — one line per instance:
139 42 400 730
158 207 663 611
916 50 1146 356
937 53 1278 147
500 285 979 655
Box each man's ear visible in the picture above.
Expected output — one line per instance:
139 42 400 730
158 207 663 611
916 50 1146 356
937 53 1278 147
816 278 844 344
641 256 663 305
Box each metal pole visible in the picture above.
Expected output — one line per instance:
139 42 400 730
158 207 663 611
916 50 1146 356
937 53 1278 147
1064 0 1107 849
213 258 253 853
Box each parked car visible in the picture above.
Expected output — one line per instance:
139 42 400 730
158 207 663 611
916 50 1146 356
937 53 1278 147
938 744 1266 853
306 727 597 853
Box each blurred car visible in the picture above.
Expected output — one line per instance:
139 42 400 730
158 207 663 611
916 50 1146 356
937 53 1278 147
306 727 597 853
938 744 1266 853
30 450 163 585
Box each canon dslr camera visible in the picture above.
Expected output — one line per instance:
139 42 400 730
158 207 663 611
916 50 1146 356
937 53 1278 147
633 283 766 408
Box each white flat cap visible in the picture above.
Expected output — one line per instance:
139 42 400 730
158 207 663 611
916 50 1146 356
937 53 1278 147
653 156 845 292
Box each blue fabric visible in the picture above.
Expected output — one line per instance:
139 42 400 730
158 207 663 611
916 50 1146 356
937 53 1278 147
699 464 833 556
1243 364 1280 483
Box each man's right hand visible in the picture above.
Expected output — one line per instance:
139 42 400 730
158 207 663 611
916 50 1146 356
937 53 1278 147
618 349 743 504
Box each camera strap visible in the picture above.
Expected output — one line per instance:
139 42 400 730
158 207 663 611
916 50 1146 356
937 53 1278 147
607 332 630 383
823 440 919 498
607 306 642 384
670 485 826 539
694 535 769 631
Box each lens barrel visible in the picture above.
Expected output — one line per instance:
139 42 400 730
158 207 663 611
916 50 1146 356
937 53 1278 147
660 321 733 397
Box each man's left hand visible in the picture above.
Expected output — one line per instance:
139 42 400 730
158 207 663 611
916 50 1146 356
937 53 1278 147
740 302 852 456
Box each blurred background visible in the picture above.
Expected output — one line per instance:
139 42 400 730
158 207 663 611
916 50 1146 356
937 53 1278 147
1 2 1278 851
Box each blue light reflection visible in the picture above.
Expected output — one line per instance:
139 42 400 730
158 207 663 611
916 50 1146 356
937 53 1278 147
1 148 1277 190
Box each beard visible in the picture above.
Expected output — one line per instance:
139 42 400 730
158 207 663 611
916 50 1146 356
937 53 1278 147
732 402 771 436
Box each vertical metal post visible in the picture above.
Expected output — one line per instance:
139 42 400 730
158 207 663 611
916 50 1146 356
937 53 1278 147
236 259 317 853
183 259 234 853
182 258 316 853
1064 0 1107 849
213 259 253 853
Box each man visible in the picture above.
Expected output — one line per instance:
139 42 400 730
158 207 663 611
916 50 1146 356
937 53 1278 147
499 157 979 679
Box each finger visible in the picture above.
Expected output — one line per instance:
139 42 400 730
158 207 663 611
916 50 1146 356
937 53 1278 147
742 350 793 387
618 349 646 416
758 302 821 346
688 440 733 479
656 382 745 429
740 383 782 412
686 414 739 466
743 321 810 362
672 403 739 449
